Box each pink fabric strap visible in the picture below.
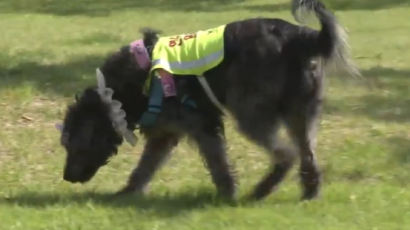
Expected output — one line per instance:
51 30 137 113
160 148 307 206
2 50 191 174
157 69 177 97
130 39 176 97
130 39 151 70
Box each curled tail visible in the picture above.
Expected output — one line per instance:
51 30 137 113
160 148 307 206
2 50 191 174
292 0 360 76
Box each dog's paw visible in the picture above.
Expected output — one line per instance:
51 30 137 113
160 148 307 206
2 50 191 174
301 189 320 201
114 186 146 197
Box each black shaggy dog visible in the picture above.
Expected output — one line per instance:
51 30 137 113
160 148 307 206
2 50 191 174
59 0 358 200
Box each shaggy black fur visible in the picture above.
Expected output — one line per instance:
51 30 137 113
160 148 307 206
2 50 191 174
60 0 357 200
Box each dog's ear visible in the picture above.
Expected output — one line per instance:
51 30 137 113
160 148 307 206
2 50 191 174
140 27 161 38
140 27 161 47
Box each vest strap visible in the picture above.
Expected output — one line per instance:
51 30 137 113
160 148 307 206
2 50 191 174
197 75 225 113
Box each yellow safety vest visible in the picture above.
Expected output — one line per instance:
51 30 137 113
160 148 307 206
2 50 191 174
144 25 226 94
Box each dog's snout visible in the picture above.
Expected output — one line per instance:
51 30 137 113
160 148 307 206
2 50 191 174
63 164 83 183
63 173 76 182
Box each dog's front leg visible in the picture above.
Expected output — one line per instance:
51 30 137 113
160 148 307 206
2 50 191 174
116 133 179 195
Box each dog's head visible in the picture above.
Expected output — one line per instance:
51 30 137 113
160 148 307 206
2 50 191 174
59 28 161 183
60 88 123 183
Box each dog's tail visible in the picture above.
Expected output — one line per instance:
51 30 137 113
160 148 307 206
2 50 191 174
291 0 360 76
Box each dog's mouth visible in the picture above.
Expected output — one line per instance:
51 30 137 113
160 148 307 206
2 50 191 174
63 164 100 183
63 173 94 183
64 177 88 184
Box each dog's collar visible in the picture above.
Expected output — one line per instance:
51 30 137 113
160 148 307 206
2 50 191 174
130 39 151 71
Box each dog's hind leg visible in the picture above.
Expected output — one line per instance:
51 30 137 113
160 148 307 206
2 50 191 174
251 145 296 200
116 133 179 195
236 116 296 200
284 100 322 200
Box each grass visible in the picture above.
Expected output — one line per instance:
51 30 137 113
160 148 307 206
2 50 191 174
0 0 409 229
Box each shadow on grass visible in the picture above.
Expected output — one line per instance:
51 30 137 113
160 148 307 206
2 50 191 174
325 67 410 123
2 0 409 16
0 190 242 217
0 0 246 16
326 0 409 11
0 54 105 97
242 0 409 13
1 0 408 17
388 136 410 165
241 3 289 12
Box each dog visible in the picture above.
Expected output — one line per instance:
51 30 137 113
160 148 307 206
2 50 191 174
58 0 358 200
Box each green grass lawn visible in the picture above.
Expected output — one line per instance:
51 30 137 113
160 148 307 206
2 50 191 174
0 0 409 229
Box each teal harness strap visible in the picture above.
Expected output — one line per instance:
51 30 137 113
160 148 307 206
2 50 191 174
139 76 198 127
139 75 163 127
147 76 163 113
